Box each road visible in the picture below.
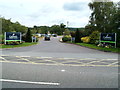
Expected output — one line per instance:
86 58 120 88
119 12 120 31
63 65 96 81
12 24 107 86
0 36 119 89
1 36 118 59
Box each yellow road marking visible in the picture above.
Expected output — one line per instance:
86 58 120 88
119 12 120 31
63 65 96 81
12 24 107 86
0 60 119 67
0 55 119 67
107 61 118 66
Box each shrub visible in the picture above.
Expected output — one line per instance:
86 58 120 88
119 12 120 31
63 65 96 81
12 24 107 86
0 40 4 44
81 36 90 43
89 31 100 44
7 41 20 45
62 35 71 42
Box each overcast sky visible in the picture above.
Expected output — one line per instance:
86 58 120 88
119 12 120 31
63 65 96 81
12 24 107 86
0 0 119 28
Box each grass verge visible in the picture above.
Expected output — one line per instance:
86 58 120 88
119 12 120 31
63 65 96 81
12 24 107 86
67 41 120 53
0 42 38 49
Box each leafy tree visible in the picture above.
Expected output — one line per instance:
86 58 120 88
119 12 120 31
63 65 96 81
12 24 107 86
39 26 49 34
12 21 27 34
60 23 66 29
50 25 63 35
2 18 12 34
64 29 70 35
85 24 95 36
1 17 27 34
87 1 120 47
60 23 66 35
88 1 115 33
115 1 120 47
34 25 40 34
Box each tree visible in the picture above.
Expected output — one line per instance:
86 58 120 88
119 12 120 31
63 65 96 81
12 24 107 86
64 29 70 35
75 29 82 43
60 23 66 35
39 26 49 34
25 28 32 42
2 18 12 34
87 1 120 47
34 25 40 34
12 21 27 34
88 1 115 33
60 23 66 28
1 17 27 34
115 1 120 47
50 25 63 35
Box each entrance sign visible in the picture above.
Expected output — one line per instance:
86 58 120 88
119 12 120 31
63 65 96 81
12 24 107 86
100 33 116 48
5 32 21 44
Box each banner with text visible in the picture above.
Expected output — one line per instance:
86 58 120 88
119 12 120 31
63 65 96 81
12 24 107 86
100 33 116 43
5 32 21 41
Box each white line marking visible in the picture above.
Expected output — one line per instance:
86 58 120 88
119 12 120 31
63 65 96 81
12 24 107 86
0 79 60 86
40 57 52 58
61 70 65 72
102 59 118 60
19 56 31 57
60 58 75 59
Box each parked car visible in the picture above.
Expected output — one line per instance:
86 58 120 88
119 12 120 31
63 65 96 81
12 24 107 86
52 34 57 37
44 35 50 40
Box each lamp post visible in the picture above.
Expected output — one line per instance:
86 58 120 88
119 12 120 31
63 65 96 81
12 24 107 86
67 21 69 29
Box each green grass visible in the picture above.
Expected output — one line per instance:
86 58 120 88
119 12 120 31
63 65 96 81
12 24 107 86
0 42 38 49
67 41 120 53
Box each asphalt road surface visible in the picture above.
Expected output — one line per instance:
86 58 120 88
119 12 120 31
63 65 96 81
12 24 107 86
0 36 119 89
1 36 118 59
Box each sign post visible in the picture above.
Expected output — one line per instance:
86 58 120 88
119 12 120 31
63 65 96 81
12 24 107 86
4 32 6 44
115 33 117 48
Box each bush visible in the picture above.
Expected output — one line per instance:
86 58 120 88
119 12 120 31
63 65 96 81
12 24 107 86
89 31 100 44
62 35 71 42
7 41 20 45
81 36 90 43
0 34 4 44
97 43 114 48
0 40 4 44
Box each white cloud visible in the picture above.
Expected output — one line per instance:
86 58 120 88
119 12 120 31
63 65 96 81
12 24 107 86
0 0 119 28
